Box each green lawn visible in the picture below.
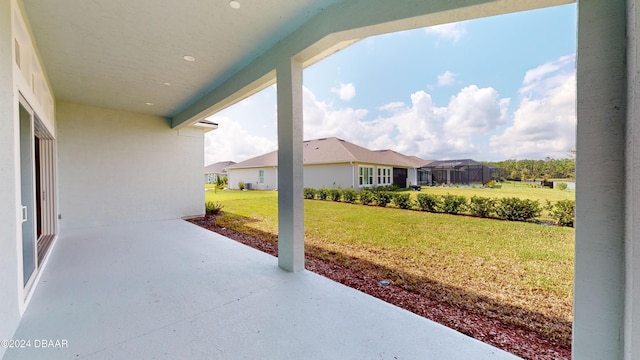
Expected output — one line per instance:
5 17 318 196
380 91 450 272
205 189 574 344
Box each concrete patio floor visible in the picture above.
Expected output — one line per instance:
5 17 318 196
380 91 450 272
3 219 519 360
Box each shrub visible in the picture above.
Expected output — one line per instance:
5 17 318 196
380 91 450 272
415 193 440 212
392 193 412 209
359 189 375 205
549 199 575 227
374 191 393 207
238 181 245 191
342 188 357 203
205 201 224 215
378 184 399 192
556 182 568 191
495 197 542 222
329 188 342 202
303 188 316 199
438 194 467 214
317 188 329 200
468 196 495 218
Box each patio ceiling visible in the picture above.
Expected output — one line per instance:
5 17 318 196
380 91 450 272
21 0 573 125
20 0 343 118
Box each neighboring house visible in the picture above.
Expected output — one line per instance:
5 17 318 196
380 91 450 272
204 161 235 184
418 159 499 185
227 137 428 190
0 1 637 358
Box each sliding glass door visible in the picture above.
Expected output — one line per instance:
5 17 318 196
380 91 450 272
19 100 36 287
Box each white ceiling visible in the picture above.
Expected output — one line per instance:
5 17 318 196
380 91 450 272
21 0 573 124
21 0 344 118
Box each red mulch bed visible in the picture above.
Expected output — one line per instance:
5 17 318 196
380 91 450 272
188 216 571 360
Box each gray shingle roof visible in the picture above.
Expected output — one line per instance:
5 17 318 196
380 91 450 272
204 161 236 174
228 137 429 169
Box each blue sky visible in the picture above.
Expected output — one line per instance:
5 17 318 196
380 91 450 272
205 4 576 165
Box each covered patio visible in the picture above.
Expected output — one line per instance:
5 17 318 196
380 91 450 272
2 0 640 359
3 220 515 360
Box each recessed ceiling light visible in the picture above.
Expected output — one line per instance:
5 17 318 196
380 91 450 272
183 55 196 62
229 0 240 9
164 82 171 86
145 102 154 106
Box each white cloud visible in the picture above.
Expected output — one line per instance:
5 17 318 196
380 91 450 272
378 101 405 113
203 55 575 164
303 86 376 141
204 117 277 164
330 82 357 101
443 85 510 137
303 85 509 160
490 55 576 159
520 54 575 97
437 71 458 86
425 22 466 43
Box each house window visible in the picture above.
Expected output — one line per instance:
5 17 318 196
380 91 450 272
359 166 373 186
259 170 264 184
378 167 392 185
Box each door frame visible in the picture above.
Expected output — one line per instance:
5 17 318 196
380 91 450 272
17 94 57 297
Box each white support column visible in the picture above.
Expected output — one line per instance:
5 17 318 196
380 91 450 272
276 58 304 272
626 0 640 358
574 0 627 358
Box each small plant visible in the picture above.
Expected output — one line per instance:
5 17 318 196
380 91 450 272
374 191 393 207
317 188 329 200
359 189 375 205
438 194 467 214
556 182 568 191
303 188 317 199
342 188 357 203
238 181 245 191
415 193 440 212
329 188 342 202
468 196 495 218
485 180 496 188
549 199 575 227
392 193 412 209
205 201 224 215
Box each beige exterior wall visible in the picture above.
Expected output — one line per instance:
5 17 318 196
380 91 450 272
57 102 205 230
304 163 354 189
228 167 278 190
0 1 58 355
0 1 20 354
229 163 416 191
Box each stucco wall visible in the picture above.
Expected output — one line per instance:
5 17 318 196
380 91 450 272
57 102 204 230
229 163 416 191
626 0 640 356
0 1 20 355
228 167 277 190
304 163 354 189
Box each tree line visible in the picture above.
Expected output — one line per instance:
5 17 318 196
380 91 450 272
485 157 575 181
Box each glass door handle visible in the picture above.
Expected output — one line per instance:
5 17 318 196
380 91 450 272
21 206 27 223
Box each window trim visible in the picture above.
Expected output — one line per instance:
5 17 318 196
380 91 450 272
378 166 392 186
359 166 374 186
